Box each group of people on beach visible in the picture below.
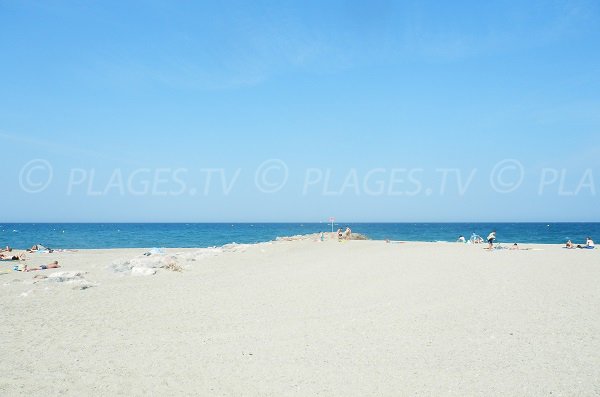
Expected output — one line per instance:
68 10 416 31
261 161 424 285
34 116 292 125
1 244 62 271
1 243 57 260
336 227 352 240
457 231 595 250
456 231 496 248
317 227 353 241
565 237 595 249
0 246 26 261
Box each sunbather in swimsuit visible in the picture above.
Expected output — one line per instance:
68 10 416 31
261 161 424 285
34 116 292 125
23 261 60 272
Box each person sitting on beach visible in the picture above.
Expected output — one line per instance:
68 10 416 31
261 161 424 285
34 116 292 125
457 236 466 243
343 227 352 240
23 261 60 272
469 233 483 244
0 246 12 253
510 243 519 250
487 231 496 250
576 237 595 249
337 228 343 240
586 237 595 248
565 240 574 249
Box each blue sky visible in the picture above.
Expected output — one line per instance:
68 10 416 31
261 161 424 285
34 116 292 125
1 0 599 222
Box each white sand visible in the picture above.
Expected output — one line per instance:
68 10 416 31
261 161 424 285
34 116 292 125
1 240 599 396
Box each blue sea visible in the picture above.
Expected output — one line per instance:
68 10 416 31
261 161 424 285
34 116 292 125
0 223 598 249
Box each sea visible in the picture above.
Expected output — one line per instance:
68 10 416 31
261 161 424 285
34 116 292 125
0 223 598 249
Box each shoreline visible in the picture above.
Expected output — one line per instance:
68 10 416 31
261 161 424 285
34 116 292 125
2 231 587 252
2 240 581 252
3 223 597 250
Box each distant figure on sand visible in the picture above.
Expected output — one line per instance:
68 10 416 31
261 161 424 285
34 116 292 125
470 233 483 244
585 237 595 249
24 261 60 272
337 229 343 240
510 243 519 250
28 244 53 253
319 232 324 242
576 237 595 249
565 240 574 249
343 227 352 240
0 252 26 261
487 231 496 250
457 235 466 243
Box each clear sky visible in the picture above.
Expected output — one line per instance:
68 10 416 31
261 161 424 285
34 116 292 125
1 0 599 222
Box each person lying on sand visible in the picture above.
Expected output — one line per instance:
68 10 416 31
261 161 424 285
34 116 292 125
0 246 12 252
27 244 53 253
23 261 60 272
576 237 595 249
0 252 26 261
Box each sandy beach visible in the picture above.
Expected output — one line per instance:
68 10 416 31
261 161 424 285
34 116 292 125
1 239 599 396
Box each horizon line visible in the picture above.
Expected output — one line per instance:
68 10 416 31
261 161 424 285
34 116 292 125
2 221 599 224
